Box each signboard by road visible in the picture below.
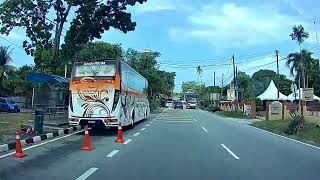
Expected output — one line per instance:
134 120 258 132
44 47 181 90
244 104 251 116
271 101 282 114
227 89 235 101
209 93 220 101
303 88 314 101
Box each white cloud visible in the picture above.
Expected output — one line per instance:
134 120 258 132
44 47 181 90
168 3 309 48
133 0 178 13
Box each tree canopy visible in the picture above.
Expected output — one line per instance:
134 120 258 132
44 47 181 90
0 0 147 73
0 45 12 96
125 49 175 98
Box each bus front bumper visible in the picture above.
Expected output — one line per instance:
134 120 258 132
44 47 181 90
69 118 119 128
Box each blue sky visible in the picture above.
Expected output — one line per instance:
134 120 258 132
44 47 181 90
1 0 320 92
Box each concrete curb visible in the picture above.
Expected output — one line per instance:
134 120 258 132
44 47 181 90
0 125 82 153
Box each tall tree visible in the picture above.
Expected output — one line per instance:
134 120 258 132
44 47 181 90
251 69 291 96
0 46 12 96
181 81 201 93
286 49 313 88
0 0 147 74
196 65 203 83
75 42 123 61
290 24 309 88
125 49 175 99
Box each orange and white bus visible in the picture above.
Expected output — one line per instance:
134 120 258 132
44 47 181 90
68 60 150 128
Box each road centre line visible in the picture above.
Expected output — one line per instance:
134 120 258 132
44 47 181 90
75 167 98 180
106 150 120 158
123 139 132 145
141 128 146 131
0 129 86 159
133 132 140 136
221 144 240 160
202 127 208 132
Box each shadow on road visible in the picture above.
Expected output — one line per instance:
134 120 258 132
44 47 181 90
76 118 150 137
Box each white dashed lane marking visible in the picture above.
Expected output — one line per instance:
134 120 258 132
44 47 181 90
202 127 208 132
141 128 146 131
133 132 140 136
75 167 98 180
221 144 240 160
123 139 132 145
106 150 119 158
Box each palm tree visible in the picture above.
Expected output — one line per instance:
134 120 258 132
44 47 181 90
0 46 12 96
290 25 309 88
196 65 203 83
286 50 313 82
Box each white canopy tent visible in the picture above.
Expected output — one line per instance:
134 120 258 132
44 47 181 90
287 88 320 101
257 80 289 100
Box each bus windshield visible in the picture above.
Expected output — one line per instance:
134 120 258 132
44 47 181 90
73 61 116 77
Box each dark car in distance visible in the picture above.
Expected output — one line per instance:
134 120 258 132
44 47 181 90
0 97 20 113
174 101 183 109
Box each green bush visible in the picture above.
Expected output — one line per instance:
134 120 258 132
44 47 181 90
204 104 220 112
285 113 305 135
150 99 160 112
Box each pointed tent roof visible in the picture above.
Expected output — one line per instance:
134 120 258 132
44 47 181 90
257 80 289 100
287 88 320 101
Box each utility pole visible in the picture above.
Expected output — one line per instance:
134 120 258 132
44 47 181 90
214 71 216 87
235 66 238 102
232 54 237 111
232 55 236 90
314 22 320 70
221 73 224 99
276 50 280 99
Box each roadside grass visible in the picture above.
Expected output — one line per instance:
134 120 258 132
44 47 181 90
0 112 31 143
252 120 320 145
215 111 248 119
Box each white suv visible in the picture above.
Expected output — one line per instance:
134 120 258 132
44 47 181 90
165 101 173 108
186 101 197 109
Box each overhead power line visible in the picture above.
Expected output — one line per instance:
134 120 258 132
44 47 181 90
159 54 273 68
0 35 26 52
158 51 273 63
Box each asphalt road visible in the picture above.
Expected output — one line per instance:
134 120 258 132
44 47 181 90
1 108 320 180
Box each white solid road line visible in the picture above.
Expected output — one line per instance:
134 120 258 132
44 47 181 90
202 127 208 132
75 167 98 180
0 129 86 159
106 150 120 158
153 108 167 120
141 128 146 131
248 125 320 150
133 132 140 136
154 120 193 123
123 139 132 145
221 144 240 160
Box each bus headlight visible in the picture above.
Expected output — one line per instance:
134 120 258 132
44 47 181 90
70 118 79 122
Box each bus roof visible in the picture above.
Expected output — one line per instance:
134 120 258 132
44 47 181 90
73 59 148 83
